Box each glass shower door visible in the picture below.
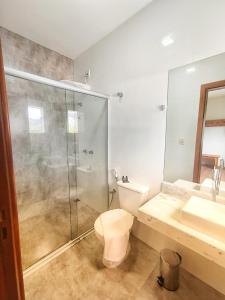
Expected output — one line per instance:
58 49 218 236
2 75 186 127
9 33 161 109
66 91 108 237
6 75 72 269
6 73 108 269
76 93 108 235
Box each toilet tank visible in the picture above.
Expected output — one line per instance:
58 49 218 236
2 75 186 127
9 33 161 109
117 180 149 216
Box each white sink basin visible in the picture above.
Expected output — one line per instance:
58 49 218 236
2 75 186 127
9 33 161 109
180 196 225 243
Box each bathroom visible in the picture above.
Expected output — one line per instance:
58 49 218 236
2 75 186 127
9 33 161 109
1 0 225 299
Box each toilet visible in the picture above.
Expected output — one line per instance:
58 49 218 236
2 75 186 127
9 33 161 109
94 180 149 268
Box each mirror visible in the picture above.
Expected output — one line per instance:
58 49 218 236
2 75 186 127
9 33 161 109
164 52 225 200
193 86 225 197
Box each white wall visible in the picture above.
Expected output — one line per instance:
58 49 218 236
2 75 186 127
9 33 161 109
206 96 225 120
74 0 225 196
73 0 225 293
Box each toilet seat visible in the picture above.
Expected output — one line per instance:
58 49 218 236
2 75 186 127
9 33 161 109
94 209 133 239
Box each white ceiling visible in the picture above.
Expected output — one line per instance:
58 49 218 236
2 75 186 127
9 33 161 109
0 0 152 59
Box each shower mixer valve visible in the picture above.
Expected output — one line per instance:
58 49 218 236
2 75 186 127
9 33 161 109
82 149 94 154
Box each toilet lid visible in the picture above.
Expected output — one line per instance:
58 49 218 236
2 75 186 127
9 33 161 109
94 209 134 238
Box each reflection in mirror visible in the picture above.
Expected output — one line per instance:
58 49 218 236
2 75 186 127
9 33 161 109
199 88 225 197
164 52 225 202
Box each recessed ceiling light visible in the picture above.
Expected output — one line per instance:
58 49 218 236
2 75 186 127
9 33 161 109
186 67 196 73
161 35 174 47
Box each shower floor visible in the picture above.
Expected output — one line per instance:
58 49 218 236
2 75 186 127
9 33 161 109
24 234 225 300
20 200 99 269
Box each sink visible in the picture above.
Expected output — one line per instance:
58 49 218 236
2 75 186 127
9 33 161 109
180 196 225 243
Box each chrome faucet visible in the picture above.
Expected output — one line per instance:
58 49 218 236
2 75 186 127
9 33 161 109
212 158 224 201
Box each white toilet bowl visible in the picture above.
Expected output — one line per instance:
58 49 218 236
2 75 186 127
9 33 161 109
94 180 149 268
94 208 134 244
94 208 133 268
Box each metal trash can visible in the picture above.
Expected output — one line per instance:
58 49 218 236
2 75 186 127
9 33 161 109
157 248 182 291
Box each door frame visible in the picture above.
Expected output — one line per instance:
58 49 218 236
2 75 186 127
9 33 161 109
193 79 225 182
0 40 25 299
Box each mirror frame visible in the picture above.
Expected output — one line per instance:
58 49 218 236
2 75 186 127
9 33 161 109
193 79 225 182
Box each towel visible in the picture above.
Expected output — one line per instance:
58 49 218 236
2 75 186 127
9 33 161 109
100 209 133 265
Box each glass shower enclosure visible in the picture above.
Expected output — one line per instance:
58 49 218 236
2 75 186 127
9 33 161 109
5 69 108 270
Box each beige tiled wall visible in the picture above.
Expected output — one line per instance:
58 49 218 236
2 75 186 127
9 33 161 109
0 26 74 80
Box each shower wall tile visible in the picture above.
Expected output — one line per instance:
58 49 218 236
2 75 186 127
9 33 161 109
0 26 74 80
6 75 69 209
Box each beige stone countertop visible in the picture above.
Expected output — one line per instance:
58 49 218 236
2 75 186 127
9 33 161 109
138 192 225 268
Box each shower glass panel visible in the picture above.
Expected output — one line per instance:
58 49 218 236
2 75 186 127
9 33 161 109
6 75 71 269
66 91 108 237
5 72 108 270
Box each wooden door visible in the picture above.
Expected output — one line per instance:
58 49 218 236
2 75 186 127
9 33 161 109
0 40 25 299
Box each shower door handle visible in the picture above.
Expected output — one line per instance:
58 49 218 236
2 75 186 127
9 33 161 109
74 198 80 203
